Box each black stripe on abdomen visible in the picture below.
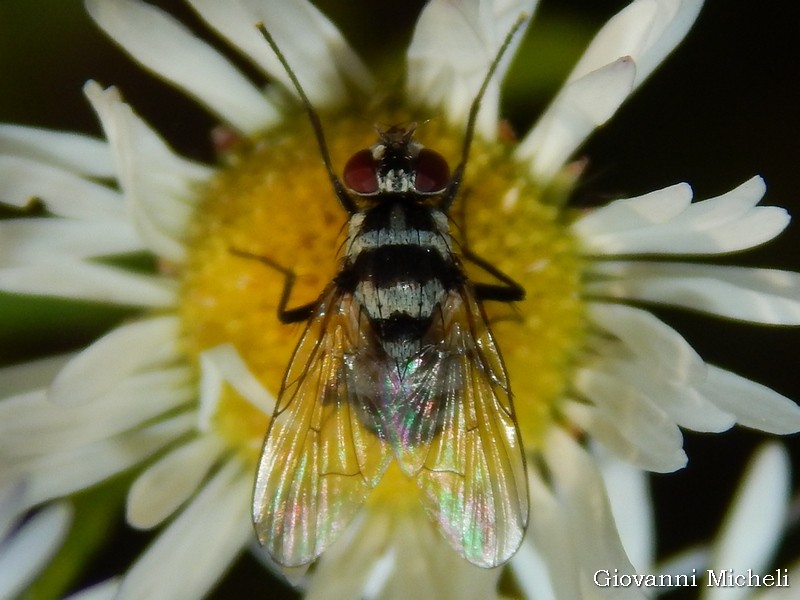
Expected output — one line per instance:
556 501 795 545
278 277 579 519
340 245 462 292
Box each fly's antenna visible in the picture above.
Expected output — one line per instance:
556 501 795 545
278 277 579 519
256 23 356 214
442 14 528 211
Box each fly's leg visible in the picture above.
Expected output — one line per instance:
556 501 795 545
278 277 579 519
452 191 525 304
230 249 316 323
462 246 525 303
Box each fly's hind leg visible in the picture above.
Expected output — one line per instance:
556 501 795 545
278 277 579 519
230 249 316 323
452 189 525 304
462 246 525 303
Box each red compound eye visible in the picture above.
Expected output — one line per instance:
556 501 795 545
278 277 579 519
343 149 379 195
413 148 450 193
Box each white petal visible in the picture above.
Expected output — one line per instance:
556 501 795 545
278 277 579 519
753 563 800 600
572 367 687 472
596 448 654 572
198 344 275 433
584 354 734 433
578 177 787 255
0 483 26 541
539 429 646 599
0 353 72 398
0 259 176 306
510 538 557 600
1 369 193 458
375 509 501 600
11 413 194 510
588 302 704 383
84 82 212 262
127 435 226 529
116 460 252 600
305 512 392 600
0 502 72 600
188 0 373 107
565 399 686 473
517 57 637 181
50 316 182 405
0 219 143 267
63 579 121 600
571 182 693 238
656 545 708 583
85 0 276 132
524 468 581 599
586 262 800 325
568 0 703 90
520 0 703 180
407 0 537 139
705 444 790 600
0 156 124 222
0 124 113 177
698 366 800 435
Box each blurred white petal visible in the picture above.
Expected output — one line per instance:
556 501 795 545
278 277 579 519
518 57 636 181
0 219 143 266
86 0 277 132
85 82 212 262
50 316 182 405
536 429 646 599
0 156 124 221
0 259 176 307
597 449 654 572
189 0 373 107
198 344 275 432
0 502 72 600
127 435 226 529
1 369 192 458
569 0 703 88
63 579 121 600
408 0 537 139
0 125 113 177
116 460 252 600
9 413 194 510
305 512 392 600
0 354 72 399
520 0 703 180
704 444 790 600
511 538 557 600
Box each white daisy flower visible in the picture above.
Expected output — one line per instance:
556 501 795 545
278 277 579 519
1 1 798 599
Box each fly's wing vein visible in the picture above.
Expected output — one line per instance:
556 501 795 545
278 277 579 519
253 285 391 567
393 286 529 568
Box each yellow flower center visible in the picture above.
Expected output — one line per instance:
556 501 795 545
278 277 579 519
179 110 585 505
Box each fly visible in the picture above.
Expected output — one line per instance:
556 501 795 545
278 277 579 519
244 16 530 569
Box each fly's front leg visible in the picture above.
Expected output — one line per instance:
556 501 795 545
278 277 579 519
230 249 316 323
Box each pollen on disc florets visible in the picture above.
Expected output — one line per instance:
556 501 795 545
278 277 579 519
179 109 585 464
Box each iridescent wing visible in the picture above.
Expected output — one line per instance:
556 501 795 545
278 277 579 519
253 285 392 567
387 285 529 568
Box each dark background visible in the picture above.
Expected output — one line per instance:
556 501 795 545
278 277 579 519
0 1 798 598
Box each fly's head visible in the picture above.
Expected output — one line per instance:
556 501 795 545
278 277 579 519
342 123 451 202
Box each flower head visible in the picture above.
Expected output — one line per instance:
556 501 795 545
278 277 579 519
1 1 798 598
